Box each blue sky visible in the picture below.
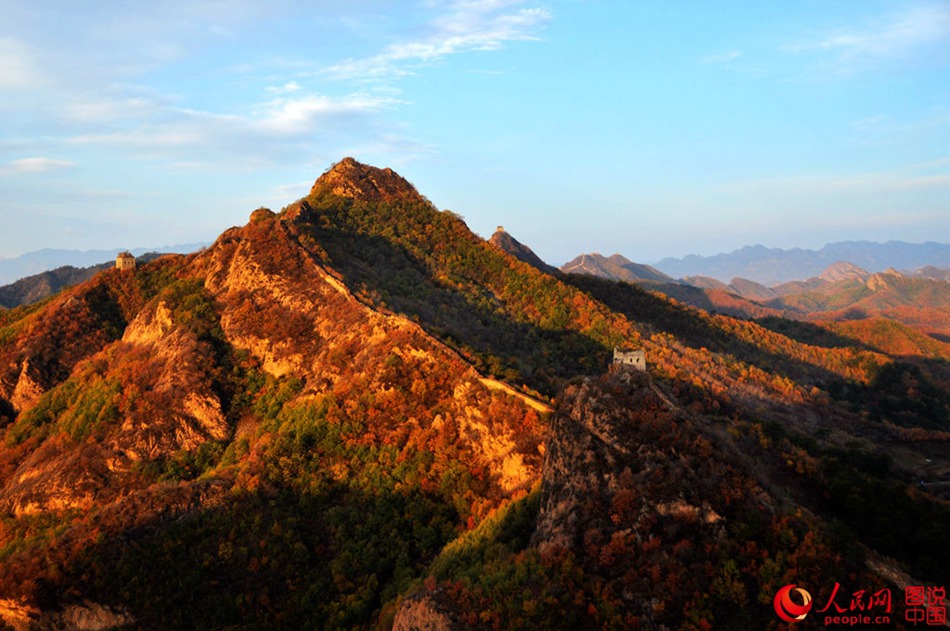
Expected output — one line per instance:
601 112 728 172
1 0 948 265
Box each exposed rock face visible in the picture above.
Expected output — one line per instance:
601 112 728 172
121 300 173 345
532 371 738 622
392 592 462 631
10 360 44 413
819 261 870 283
0 297 230 516
2 592 134 630
866 270 898 292
37 601 134 631
309 157 422 203
201 213 544 494
534 372 728 553
534 371 653 555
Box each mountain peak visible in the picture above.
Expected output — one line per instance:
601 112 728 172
561 252 675 284
489 227 559 275
309 157 421 203
819 261 870 283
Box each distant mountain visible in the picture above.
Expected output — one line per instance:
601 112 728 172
653 241 950 284
0 243 206 285
561 252 676 284
910 265 950 282
669 264 950 338
818 261 870 283
681 275 729 291
770 268 950 315
0 253 173 308
0 263 110 308
681 263 872 304
488 227 559 275
726 277 778 301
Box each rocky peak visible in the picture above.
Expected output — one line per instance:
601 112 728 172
309 157 422 203
866 268 904 292
819 261 870 283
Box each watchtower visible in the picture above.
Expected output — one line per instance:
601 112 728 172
115 251 136 271
612 347 646 371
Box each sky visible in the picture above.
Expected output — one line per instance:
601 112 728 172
1 0 948 265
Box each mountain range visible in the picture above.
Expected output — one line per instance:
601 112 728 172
0 158 947 629
558 251 950 340
652 241 950 285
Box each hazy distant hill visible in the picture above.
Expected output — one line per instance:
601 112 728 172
0 263 111 308
654 241 950 284
0 253 174 308
560 252 676 284
488 226 559 275
0 243 206 285
911 265 950 282
671 263 950 337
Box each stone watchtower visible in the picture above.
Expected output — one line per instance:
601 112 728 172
612 347 646 371
115 251 136 271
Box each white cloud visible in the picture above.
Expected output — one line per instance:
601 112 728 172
265 81 302 94
324 0 551 81
6 157 76 173
62 90 402 166
254 93 401 133
2 1 552 174
786 4 950 73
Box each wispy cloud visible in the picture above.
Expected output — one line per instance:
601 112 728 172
786 3 950 74
5 157 76 173
4 1 550 173
324 0 551 81
254 93 401 133
61 90 404 169
700 50 741 65
265 81 302 95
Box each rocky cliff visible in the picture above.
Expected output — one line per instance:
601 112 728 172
309 157 423 202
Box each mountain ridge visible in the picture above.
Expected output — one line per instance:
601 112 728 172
0 159 947 629
488 227 560 275
0 244 206 286
560 252 676 284
0 253 175 309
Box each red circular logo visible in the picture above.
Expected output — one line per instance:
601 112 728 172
774 584 813 623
